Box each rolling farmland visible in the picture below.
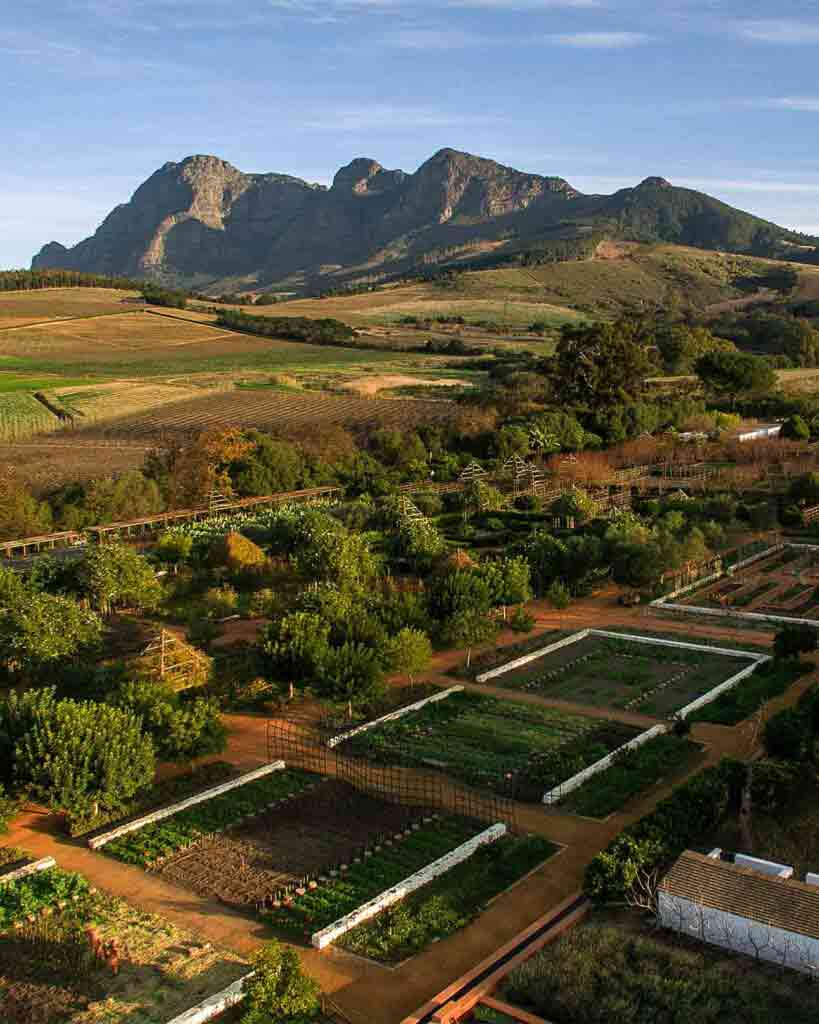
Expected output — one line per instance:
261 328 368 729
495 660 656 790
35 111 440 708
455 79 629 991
0 286 141 327
75 388 458 439
0 393 63 441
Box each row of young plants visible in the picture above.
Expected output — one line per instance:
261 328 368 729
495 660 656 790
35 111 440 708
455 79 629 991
560 734 701 818
103 769 315 868
688 659 807 725
262 816 481 938
0 867 90 930
338 834 555 963
338 692 632 800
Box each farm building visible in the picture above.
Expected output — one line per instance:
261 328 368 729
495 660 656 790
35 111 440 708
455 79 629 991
658 849 819 973
734 423 783 443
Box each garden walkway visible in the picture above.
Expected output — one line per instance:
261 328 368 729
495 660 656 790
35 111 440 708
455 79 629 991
3 588 814 1024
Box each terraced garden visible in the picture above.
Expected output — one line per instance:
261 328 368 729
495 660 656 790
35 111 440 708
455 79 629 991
337 691 640 801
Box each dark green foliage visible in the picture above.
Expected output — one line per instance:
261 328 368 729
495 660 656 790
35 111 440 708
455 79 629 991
584 760 744 902
140 283 189 308
0 783 18 834
0 587 103 679
774 624 818 662
695 350 777 404
552 320 653 409
216 309 355 345
763 687 819 762
72 543 163 615
505 919 819 1024
690 660 807 726
0 269 140 292
338 835 555 963
563 735 700 818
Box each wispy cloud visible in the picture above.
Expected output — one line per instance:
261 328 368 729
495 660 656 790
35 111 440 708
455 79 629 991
377 27 493 49
763 96 819 112
739 20 819 44
547 31 652 48
301 104 493 131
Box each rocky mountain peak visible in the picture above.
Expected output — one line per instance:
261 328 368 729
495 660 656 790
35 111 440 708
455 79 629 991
638 176 673 189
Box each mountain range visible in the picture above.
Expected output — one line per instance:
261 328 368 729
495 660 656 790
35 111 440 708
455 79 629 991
32 149 819 292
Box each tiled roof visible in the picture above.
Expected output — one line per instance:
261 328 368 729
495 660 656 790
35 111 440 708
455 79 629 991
659 851 819 941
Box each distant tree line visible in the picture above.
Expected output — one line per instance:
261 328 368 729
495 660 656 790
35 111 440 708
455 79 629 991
140 283 189 309
215 309 356 345
0 269 142 292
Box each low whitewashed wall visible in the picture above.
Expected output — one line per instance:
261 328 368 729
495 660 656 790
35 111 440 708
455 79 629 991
89 761 286 850
476 631 590 683
654 603 819 629
542 724 667 806
164 972 254 1024
676 659 769 719
0 856 56 883
311 823 507 949
327 687 464 749
589 629 765 662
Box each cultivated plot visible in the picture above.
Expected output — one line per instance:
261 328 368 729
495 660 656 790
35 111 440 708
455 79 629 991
0 287 140 328
336 691 641 801
677 545 819 622
480 631 760 718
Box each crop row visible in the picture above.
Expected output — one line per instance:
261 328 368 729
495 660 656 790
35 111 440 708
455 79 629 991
0 392 61 441
263 816 480 937
103 769 315 868
0 868 90 930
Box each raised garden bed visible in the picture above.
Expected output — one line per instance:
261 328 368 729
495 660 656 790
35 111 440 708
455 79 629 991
102 768 315 868
560 734 703 818
689 659 809 726
450 630 570 681
479 633 757 718
262 815 488 940
337 834 556 963
337 691 640 801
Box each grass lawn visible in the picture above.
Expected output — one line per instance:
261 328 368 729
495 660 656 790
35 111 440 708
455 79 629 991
338 691 640 800
503 909 818 1024
484 634 753 717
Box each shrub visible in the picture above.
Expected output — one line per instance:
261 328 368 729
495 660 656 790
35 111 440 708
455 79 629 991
209 531 267 573
509 606 536 632
3 689 155 832
773 623 818 662
0 783 18 834
241 941 320 1024
111 680 227 762
74 544 162 614
546 580 571 609
584 760 744 902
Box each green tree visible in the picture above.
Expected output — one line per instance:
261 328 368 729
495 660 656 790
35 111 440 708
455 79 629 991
0 591 103 679
479 557 533 618
695 351 777 407
321 642 385 706
4 689 154 830
552 321 652 409
240 941 320 1024
74 544 162 615
441 609 499 668
782 414 811 441
385 628 433 684
611 542 666 591
155 530 194 573
112 680 226 762
261 612 331 691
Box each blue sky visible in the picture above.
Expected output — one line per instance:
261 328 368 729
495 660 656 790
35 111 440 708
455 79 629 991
3 0 819 268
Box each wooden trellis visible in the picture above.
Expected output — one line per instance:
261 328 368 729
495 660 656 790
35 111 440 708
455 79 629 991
137 629 211 690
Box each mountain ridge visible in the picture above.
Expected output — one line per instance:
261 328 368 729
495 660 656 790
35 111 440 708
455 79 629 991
32 148 819 291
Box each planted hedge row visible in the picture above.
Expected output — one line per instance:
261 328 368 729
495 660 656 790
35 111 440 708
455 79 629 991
562 735 701 818
0 868 90 930
263 817 480 937
103 769 314 868
584 759 745 902
338 834 555 963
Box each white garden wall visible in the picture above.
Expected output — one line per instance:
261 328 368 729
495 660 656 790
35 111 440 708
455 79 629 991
327 687 464 748
311 823 507 949
89 761 286 850
542 724 667 805
476 631 590 683
164 972 254 1024
0 856 56 883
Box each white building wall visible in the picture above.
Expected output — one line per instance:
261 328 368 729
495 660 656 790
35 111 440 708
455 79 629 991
658 892 819 974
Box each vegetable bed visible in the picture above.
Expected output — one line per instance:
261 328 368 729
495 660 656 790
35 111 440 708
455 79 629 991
338 835 555 963
263 816 482 938
103 769 315 868
0 867 89 930
338 691 639 800
561 735 702 818
689 661 807 725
